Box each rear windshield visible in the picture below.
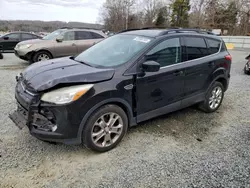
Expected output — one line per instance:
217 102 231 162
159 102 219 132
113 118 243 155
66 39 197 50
75 34 153 67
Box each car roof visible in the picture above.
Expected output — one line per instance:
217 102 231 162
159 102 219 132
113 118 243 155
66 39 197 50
57 28 107 36
119 29 221 40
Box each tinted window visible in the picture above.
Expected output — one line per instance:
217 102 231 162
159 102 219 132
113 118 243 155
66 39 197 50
185 37 209 60
146 38 181 67
207 38 221 54
90 32 104 39
22 33 37 40
76 31 92 40
5 33 20 40
63 31 75 41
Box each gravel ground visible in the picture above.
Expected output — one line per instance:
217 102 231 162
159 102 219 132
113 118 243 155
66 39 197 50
0 51 250 188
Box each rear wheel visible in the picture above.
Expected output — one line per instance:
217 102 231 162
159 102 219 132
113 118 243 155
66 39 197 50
82 105 128 152
33 51 52 63
199 82 224 113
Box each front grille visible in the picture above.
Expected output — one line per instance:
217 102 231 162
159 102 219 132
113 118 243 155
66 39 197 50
16 79 39 110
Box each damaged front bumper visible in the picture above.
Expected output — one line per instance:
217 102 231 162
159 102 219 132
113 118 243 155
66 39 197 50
9 79 82 145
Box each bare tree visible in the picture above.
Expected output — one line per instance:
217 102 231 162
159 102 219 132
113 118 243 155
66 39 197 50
189 0 207 28
143 0 164 26
100 0 137 31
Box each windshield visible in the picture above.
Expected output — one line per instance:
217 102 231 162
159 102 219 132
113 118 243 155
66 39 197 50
74 34 152 67
43 29 65 40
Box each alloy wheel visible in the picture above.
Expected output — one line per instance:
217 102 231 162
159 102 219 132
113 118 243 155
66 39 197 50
209 86 223 110
91 113 123 148
37 54 50 61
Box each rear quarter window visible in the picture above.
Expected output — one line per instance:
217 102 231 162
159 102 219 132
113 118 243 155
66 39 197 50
206 38 221 54
220 41 227 52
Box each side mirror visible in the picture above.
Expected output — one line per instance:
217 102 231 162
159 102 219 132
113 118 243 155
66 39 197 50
3 36 9 40
142 61 160 72
56 36 63 42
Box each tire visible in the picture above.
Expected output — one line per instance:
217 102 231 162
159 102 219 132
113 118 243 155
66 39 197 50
33 51 52 63
199 82 224 113
82 105 128 152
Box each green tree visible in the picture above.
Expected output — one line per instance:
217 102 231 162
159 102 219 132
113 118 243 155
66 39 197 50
223 1 238 34
155 6 169 27
171 0 190 28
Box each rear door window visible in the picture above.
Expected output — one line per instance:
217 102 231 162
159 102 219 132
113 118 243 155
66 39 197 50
184 37 209 60
206 38 221 54
76 31 93 40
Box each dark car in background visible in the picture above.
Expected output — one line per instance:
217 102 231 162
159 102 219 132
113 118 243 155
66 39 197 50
244 54 250 75
0 32 41 52
10 29 231 152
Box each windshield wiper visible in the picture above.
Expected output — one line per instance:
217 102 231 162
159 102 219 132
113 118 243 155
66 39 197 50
69 56 93 67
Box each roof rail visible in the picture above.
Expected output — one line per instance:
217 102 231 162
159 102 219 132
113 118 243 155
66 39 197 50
160 29 216 35
117 28 216 36
118 27 173 33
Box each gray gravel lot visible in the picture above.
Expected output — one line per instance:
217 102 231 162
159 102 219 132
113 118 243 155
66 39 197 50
0 51 250 188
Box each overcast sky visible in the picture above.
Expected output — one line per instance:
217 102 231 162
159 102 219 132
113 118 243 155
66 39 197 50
0 0 105 23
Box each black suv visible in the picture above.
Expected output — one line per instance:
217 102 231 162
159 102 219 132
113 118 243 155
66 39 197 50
10 29 231 152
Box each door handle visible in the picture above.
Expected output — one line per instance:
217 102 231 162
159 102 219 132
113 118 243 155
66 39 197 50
173 70 184 76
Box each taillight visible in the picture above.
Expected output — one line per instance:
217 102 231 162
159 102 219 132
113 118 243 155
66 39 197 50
225 54 232 61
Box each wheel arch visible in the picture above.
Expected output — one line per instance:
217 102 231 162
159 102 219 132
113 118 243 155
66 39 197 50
32 49 54 60
211 67 229 91
215 77 228 91
208 74 228 93
77 98 136 143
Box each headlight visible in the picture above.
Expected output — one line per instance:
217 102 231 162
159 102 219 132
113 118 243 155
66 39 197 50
41 84 94 104
19 44 32 49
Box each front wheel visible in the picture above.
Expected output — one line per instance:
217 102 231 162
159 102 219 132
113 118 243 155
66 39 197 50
33 51 52 63
199 82 224 113
82 105 128 152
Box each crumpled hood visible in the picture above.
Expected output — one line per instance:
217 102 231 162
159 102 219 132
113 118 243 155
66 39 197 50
21 57 115 92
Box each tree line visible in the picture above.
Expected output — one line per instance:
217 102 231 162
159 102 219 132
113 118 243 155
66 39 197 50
0 20 103 33
100 0 250 35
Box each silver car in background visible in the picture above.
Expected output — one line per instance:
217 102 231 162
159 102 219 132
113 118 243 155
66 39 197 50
14 28 107 63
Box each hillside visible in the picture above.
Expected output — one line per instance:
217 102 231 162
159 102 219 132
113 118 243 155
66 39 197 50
0 20 104 32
